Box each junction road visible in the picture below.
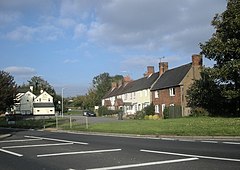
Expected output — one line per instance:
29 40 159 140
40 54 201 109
0 129 239 170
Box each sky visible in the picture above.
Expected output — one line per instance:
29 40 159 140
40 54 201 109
0 0 227 97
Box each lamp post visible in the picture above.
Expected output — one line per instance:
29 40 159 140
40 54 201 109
61 88 65 118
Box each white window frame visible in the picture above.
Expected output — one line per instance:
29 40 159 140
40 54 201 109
155 105 159 113
155 91 159 98
169 88 175 96
162 104 166 113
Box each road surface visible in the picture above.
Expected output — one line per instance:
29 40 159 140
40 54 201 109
0 128 239 170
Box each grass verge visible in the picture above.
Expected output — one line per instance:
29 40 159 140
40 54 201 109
0 116 239 136
64 117 240 136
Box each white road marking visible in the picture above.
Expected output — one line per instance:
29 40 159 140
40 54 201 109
161 138 175 141
178 139 195 142
201 140 218 144
0 138 42 143
25 135 88 145
3 142 73 149
0 148 23 157
87 158 198 170
223 142 240 145
141 149 240 162
37 148 122 158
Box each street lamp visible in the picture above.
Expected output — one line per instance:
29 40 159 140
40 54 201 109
61 88 65 118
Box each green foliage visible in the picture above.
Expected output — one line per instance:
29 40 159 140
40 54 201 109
84 73 123 108
0 71 16 112
143 103 155 116
163 107 169 119
195 0 240 116
187 69 224 116
134 111 145 120
98 106 109 116
190 107 209 117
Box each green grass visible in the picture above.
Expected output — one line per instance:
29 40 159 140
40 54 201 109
66 117 240 136
0 116 239 136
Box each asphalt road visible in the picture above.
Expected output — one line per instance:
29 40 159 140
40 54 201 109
0 129 239 170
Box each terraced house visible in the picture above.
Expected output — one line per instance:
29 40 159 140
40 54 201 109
102 54 202 117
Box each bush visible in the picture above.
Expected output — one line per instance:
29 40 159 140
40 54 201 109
143 103 155 116
134 111 145 119
153 114 160 120
144 115 149 120
98 106 109 116
163 107 170 119
190 107 209 117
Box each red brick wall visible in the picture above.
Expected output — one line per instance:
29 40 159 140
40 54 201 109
152 86 181 114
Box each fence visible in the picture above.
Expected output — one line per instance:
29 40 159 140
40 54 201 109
164 105 182 118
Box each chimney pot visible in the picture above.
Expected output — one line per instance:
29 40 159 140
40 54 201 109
192 54 202 66
159 62 168 76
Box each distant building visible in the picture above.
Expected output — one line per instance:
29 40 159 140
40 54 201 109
14 88 55 116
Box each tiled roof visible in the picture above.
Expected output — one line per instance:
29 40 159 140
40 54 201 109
151 63 192 91
103 72 159 99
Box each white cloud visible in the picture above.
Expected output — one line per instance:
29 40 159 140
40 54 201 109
5 25 63 41
73 23 87 39
4 66 36 76
87 0 226 54
64 59 79 64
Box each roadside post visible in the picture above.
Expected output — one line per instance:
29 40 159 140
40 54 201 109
86 116 88 129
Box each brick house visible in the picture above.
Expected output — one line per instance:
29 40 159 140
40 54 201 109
151 54 202 116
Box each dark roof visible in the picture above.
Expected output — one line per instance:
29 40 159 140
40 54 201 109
103 72 159 99
33 103 54 108
151 63 192 91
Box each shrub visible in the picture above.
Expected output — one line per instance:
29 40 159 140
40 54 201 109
134 111 145 120
98 106 109 116
153 114 160 120
144 115 149 120
143 103 155 116
163 107 170 119
190 107 209 117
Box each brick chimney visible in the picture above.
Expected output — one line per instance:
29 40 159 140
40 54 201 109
159 62 168 76
123 75 132 85
144 66 154 77
192 54 202 67
111 82 118 89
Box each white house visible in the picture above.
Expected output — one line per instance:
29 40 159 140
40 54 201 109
33 91 55 115
15 91 36 115
14 89 55 116
102 66 159 115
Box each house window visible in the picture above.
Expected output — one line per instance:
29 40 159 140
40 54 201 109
133 92 136 99
124 94 127 100
39 98 41 102
155 105 159 113
48 98 50 102
169 88 175 96
155 91 159 98
170 104 175 106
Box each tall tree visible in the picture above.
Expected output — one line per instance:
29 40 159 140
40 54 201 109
0 71 16 112
27 76 56 96
91 73 123 106
198 0 240 116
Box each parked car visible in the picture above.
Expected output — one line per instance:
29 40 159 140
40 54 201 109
83 111 96 117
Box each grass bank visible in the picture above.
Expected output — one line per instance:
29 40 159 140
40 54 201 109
66 117 240 136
